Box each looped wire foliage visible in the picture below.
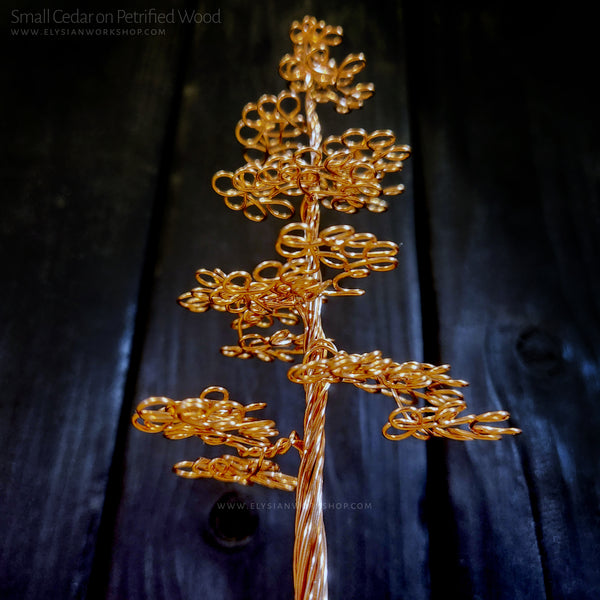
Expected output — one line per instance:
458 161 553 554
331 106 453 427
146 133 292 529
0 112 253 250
178 261 326 315
384 405 520 442
288 350 520 441
176 219 400 360
173 455 297 491
133 386 302 490
132 386 279 447
279 15 375 114
212 129 410 222
236 90 307 163
277 222 399 296
177 260 328 362
222 329 305 363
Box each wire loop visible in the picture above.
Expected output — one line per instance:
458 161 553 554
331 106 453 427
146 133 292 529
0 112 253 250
279 16 374 113
133 386 302 490
288 351 520 441
213 129 410 221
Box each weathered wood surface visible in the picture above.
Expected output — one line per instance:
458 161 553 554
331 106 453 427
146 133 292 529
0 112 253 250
1 2 598 599
406 3 600 598
0 4 189 599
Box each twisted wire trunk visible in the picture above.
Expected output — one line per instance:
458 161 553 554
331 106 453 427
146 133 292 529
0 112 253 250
293 87 330 600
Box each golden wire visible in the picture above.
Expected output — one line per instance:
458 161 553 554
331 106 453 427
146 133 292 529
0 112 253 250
132 386 302 490
133 15 520 600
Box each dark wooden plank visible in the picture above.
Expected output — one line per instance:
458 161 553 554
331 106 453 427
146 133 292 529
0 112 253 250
107 2 429 599
406 2 600 598
0 9 188 600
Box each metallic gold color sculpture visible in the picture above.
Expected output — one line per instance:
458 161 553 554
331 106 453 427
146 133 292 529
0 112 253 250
133 15 520 600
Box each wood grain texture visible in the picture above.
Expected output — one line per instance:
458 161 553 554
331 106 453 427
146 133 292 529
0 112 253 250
406 2 600 598
3 2 597 599
105 2 429 599
0 7 188 600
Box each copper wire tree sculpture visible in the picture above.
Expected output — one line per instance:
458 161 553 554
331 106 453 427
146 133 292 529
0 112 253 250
133 15 520 600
